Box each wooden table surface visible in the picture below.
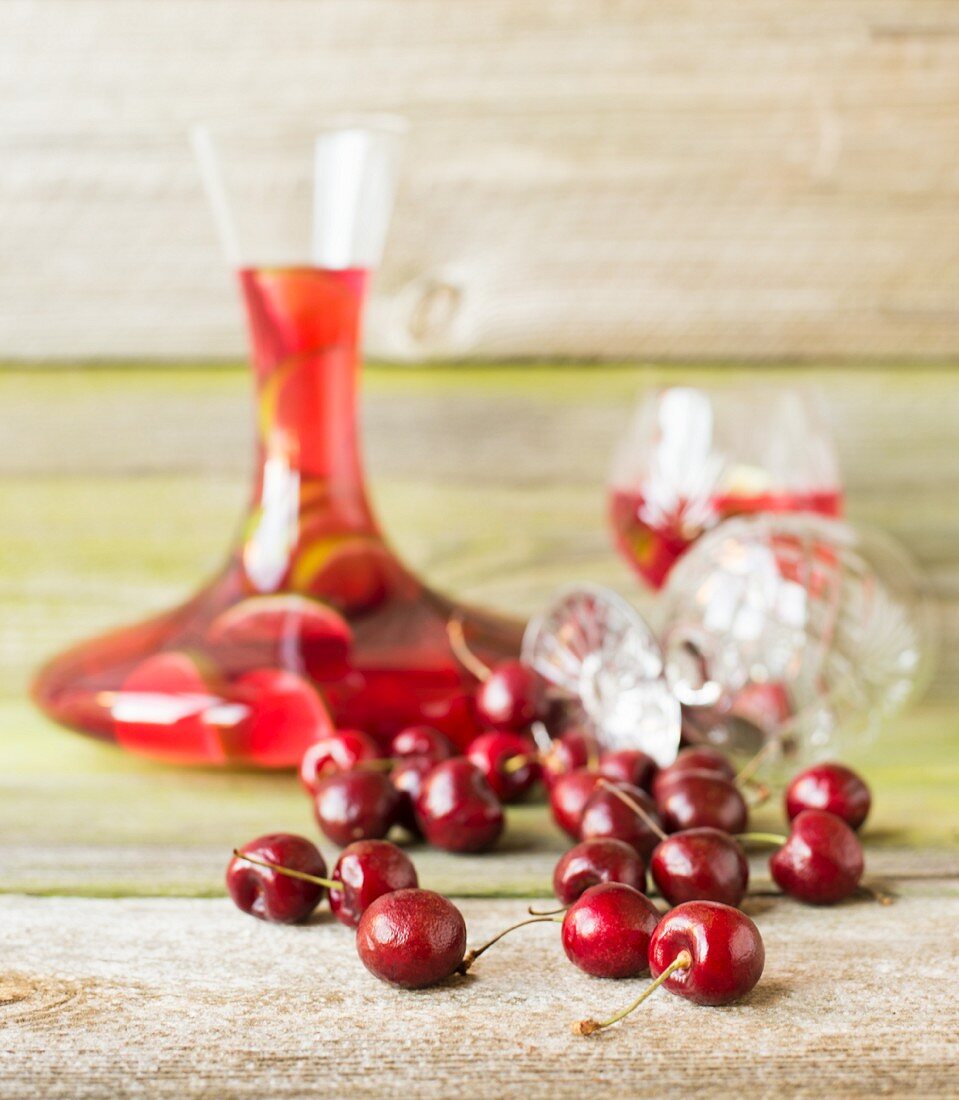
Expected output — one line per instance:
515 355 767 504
2 702 958 1098
2 365 958 1097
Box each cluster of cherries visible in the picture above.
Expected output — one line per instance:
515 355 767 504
299 651 558 854
227 833 470 987
548 745 869 909
448 749 870 1031
227 648 875 1035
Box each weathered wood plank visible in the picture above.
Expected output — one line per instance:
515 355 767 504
1 698 957 897
4 2 959 358
1 893 957 1098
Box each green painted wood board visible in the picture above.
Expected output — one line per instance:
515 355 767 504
2 699 957 899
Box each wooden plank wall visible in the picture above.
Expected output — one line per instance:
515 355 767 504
2 0 959 361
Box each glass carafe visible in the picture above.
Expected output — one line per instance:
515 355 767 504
32 120 521 766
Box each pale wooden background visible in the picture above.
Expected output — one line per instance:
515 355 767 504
3 0 959 360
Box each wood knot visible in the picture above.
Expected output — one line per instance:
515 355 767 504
0 973 84 1022
407 279 463 345
0 976 35 1006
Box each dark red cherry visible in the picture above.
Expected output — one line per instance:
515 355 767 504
573 900 764 1034
770 809 864 904
648 901 765 1005
475 660 547 731
561 883 660 979
390 725 455 763
414 758 504 853
226 833 327 923
655 770 748 835
553 838 647 904
355 888 467 988
785 763 871 831
580 781 663 860
674 745 735 777
329 840 418 928
467 730 539 803
652 746 735 802
390 754 435 835
549 768 601 839
542 729 596 787
650 828 749 907
299 729 382 794
314 769 399 846
598 749 658 793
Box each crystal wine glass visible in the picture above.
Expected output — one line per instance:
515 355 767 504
659 513 938 765
521 585 682 767
609 385 843 589
522 515 934 770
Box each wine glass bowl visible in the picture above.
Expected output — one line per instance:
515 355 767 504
659 513 937 765
521 585 681 766
609 385 843 589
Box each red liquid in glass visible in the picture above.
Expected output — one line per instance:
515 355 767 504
32 267 522 766
609 486 844 589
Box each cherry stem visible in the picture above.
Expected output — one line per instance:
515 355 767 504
735 832 787 847
457 915 562 974
527 903 569 916
503 753 536 775
357 757 397 772
446 614 491 682
745 782 771 809
734 737 781 787
860 881 896 906
231 850 342 891
573 949 693 1035
597 779 668 842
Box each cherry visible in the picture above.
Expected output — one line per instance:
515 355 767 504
230 668 333 767
329 839 418 928
587 782 749 906
467 730 539 803
475 660 547 731
580 781 664 860
389 725 455 763
785 762 871 831
389 754 435 836
770 809 864 904
649 901 764 1005
549 768 601 839
574 901 764 1033
230 837 418 928
458 882 659 980
598 749 658 792
207 592 352 652
562 883 661 979
542 729 597 786
226 833 328 923
655 770 748 835
673 745 735 778
114 651 217 759
414 758 504 852
314 769 399 846
652 746 735 801
356 888 467 988
553 838 647 904
299 729 382 794
650 828 749 908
